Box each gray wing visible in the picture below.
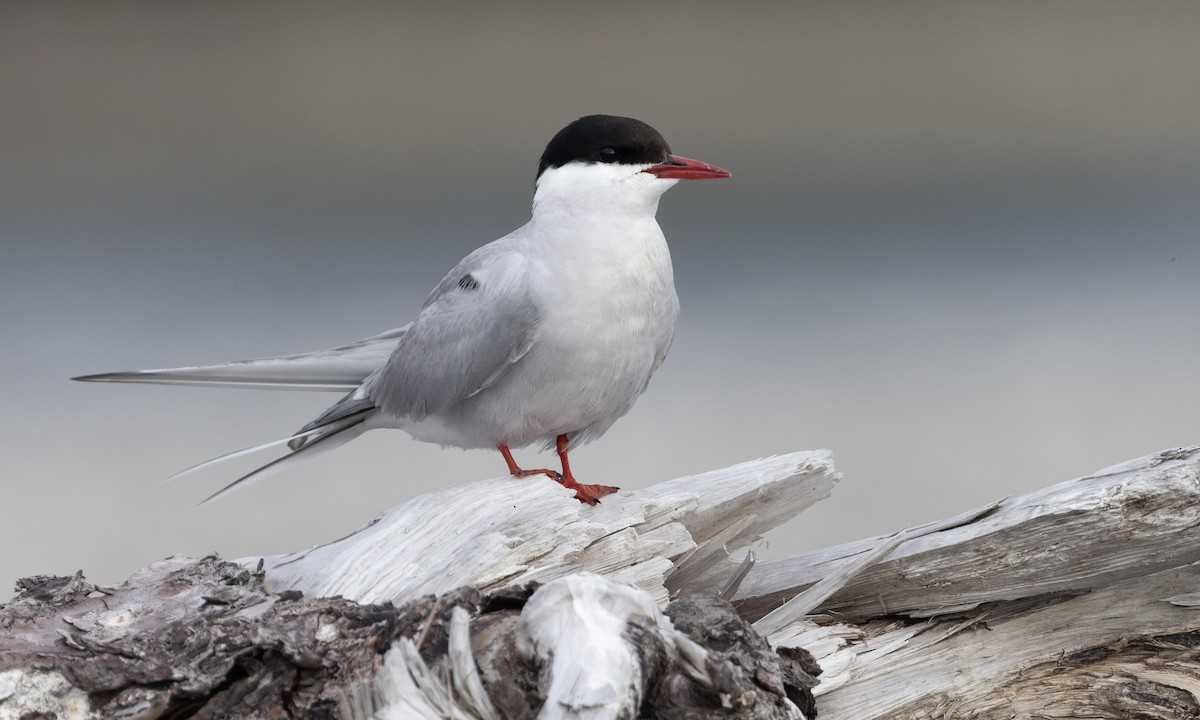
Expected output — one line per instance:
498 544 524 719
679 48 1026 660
367 249 541 421
73 326 409 391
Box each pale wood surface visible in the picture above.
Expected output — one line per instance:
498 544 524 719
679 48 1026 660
758 445 1200 719
734 445 1200 622
247 450 840 606
5 445 1200 718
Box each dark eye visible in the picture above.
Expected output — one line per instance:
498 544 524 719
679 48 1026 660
598 147 618 163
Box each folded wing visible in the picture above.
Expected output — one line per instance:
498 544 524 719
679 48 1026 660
368 250 541 421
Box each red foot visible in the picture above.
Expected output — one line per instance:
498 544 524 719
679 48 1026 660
558 479 620 506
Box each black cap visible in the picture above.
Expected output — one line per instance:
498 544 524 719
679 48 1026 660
537 115 672 179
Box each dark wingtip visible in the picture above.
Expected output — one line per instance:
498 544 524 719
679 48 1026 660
71 372 127 382
73 374 162 386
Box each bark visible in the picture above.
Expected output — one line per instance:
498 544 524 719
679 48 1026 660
0 561 814 719
4 445 1200 719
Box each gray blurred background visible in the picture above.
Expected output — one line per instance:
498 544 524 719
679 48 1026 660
3 1 1199 592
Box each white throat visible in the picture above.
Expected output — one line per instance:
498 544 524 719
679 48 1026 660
531 162 677 223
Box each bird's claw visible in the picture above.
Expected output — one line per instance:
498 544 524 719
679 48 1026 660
564 481 620 506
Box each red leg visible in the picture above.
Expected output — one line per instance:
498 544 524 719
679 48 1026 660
553 434 619 505
497 438 619 505
497 443 560 481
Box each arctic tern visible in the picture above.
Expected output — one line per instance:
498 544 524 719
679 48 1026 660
75 115 731 504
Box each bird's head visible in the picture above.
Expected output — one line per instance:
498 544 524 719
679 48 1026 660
532 115 730 218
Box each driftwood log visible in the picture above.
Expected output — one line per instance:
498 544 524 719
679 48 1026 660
3 446 1200 718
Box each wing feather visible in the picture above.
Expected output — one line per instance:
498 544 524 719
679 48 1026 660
72 326 409 391
370 251 540 420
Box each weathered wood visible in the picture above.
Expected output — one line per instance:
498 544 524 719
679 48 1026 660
733 445 1200 622
0 556 458 719
751 445 1200 718
750 501 1002 638
4 445 1200 718
249 450 840 606
776 561 1200 719
0 560 815 719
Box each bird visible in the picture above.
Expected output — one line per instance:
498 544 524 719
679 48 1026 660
74 114 731 505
